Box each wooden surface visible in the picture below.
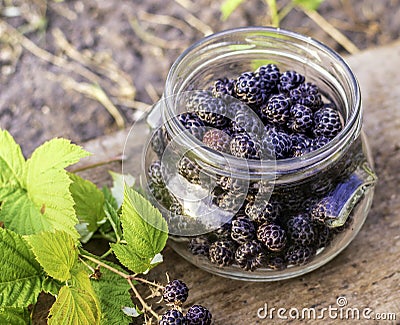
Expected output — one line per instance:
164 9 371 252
77 43 400 324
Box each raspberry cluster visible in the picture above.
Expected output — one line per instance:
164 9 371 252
148 63 356 272
179 64 342 161
188 200 342 271
160 279 212 325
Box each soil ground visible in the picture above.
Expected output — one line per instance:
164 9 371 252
1 0 400 324
1 0 400 156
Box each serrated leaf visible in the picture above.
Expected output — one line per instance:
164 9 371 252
91 264 134 325
0 188 53 234
293 0 325 11
0 307 31 325
42 277 63 296
0 137 89 238
111 245 151 275
0 228 43 307
220 0 246 20
102 186 118 210
24 139 89 237
0 130 25 191
98 187 121 240
111 186 168 274
69 173 105 242
109 171 135 208
103 200 123 240
26 230 78 282
48 268 101 325
48 286 100 325
26 138 89 173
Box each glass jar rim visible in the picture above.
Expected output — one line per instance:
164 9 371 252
163 26 361 178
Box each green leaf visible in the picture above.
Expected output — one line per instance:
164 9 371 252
0 228 43 307
48 269 101 325
26 230 78 282
293 0 325 11
103 200 123 241
102 186 118 211
69 173 105 242
0 138 89 238
42 277 63 296
109 171 135 208
0 307 31 325
91 264 134 325
220 0 246 20
0 130 25 192
111 186 168 274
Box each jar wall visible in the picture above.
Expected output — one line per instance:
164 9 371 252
142 27 377 281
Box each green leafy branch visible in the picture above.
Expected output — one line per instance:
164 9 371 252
0 129 170 324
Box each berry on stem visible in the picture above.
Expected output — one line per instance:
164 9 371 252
162 279 189 305
159 309 187 325
186 305 212 325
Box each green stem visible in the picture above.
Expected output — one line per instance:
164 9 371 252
80 254 160 320
99 247 114 259
127 277 160 320
265 0 280 27
78 256 96 273
91 231 117 243
132 277 164 290
80 254 129 278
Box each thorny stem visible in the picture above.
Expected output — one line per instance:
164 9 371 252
128 277 160 320
81 254 129 278
80 254 160 320
132 277 165 290
78 256 96 273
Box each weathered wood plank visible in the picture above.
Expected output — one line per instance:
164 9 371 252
79 42 400 324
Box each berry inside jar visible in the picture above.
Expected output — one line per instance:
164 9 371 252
142 30 377 281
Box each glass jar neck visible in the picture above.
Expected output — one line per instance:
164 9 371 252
162 27 362 182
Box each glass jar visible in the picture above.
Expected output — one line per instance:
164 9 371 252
134 27 377 281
